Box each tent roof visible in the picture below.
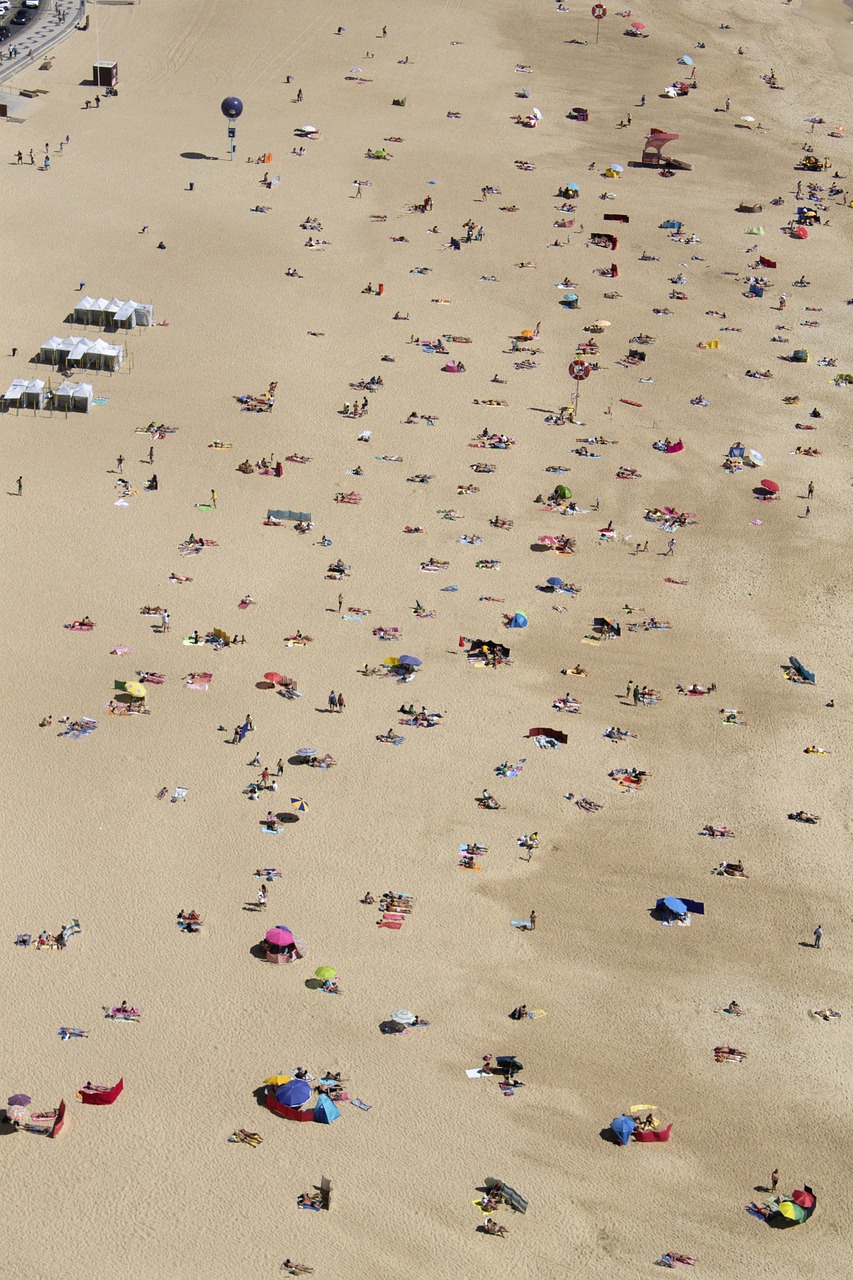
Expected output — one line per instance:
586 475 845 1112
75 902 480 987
56 379 93 397
4 378 45 398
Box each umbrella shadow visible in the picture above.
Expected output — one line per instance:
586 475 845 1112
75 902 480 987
304 978 324 991
599 1126 626 1145
180 151 218 160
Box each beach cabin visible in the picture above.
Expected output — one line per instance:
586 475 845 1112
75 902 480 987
72 296 112 326
54 379 93 412
2 378 47 411
40 335 124 371
105 298 154 329
72 296 153 330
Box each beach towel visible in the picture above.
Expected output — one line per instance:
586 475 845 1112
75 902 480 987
350 1099 371 1110
510 919 532 929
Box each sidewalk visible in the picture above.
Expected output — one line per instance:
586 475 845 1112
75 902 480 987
0 0 86 89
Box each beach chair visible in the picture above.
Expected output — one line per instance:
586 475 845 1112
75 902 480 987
15 933 31 947
171 787 189 802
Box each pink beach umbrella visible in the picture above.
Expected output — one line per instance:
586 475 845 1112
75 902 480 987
265 926 294 947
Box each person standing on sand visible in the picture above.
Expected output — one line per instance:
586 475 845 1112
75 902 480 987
16 476 23 496
529 909 536 931
665 537 676 556
807 480 814 500
276 758 284 775
116 454 124 474
771 1168 779 1194
328 689 337 712
813 924 823 949
338 592 343 613
336 692 345 713
258 884 268 911
210 489 217 508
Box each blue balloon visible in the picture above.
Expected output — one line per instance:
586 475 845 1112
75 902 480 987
221 96 244 120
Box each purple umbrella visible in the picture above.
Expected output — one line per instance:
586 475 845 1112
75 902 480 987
7 1094 31 1107
398 655 422 667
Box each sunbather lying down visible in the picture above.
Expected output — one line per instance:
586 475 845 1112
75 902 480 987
483 1218 508 1236
812 1009 841 1020
229 1129 263 1145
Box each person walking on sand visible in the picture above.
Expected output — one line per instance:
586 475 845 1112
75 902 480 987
328 689 337 712
276 758 284 776
528 909 536 931
210 489 217 508
337 592 343 613
16 476 23 496
807 480 814 500
626 680 634 700
813 924 823 949
771 1168 779 1194
258 884 268 911
665 537 676 556
116 454 124 474
161 609 170 633
336 692 345 713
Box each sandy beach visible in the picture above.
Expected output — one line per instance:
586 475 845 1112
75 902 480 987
1 0 851 1276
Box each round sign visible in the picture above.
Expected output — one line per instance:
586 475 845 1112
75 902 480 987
592 3 607 17
220 96 244 120
569 360 591 381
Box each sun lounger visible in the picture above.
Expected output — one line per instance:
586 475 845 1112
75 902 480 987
171 788 188 802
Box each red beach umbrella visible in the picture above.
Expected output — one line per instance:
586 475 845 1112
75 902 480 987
264 672 284 684
760 479 779 493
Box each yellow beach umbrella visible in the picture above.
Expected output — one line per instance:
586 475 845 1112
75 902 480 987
264 1074 291 1087
124 681 146 699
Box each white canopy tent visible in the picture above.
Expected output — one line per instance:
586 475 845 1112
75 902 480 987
72 296 112 325
2 378 47 410
54 380 94 412
40 335 124 371
72 295 154 329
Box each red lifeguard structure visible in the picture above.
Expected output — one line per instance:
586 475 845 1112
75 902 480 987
641 129 692 170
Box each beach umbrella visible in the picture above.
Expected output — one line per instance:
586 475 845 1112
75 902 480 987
295 746 317 756
290 796 309 812
663 896 688 916
538 535 558 546
792 1189 816 1209
298 124 318 133
592 319 612 327
124 681 146 699
546 576 565 587
679 54 693 65
264 1075 291 1086
315 966 336 981
495 1056 523 1075
7 1094 31 1107
398 655 422 667
611 1114 636 1145
749 450 764 464
382 656 400 667
275 1078 312 1107
265 926 294 947
760 478 779 493
264 671 283 684
631 21 646 29
741 116 756 122
5 1104 30 1124
778 1201 807 1223
390 1009 417 1025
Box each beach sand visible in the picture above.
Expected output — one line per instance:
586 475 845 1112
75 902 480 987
1 0 851 1276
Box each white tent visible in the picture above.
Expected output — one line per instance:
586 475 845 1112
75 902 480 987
40 335 124 370
73 296 111 325
2 378 47 410
107 298 154 327
54 379 93 412
86 337 124 370
72 295 154 329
